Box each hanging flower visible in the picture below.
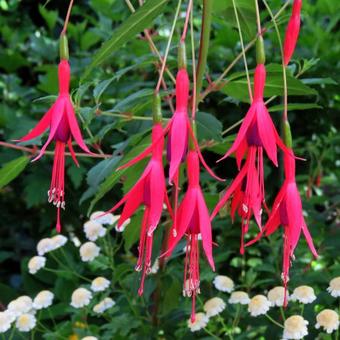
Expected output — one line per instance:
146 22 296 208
16 54 93 232
212 64 289 253
247 150 318 305
315 309 339 334
283 315 308 339
203 297 226 317
213 275 234 293
106 122 172 296
228 291 250 305
248 295 271 316
290 285 316 304
164 149 215 322
187 312 209 332
283 0 302 65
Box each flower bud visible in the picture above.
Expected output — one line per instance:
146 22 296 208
178 40 187 69
152 93 162 123
256 35 266 65
283 120 293 148
59 33 69 60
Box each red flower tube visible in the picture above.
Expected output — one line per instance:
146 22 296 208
283 0 302 65
107 123 172 295
212 64 289 253
16 59 92 232
164 149 215 322
246 149 318 305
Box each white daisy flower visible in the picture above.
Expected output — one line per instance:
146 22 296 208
327 277 340 298
267 286 287 307
114 217 131 232
203 297 226 317
0 311 15 333
248 295 271 317
16 314 36 332
33 291 54 310
28 256 46 274
83 221 106 242
81 337 98 340
37 238 54 255
79 242 100 262
93 297 115 314
213 275 234 293
8 296 33 317
283 315 308 339
290 286 316 304
51 234 67 249
315 309 339 334
71 288 92 308
91 277 110 292
228 291 250 305
90 211 118 225
187 313 209 332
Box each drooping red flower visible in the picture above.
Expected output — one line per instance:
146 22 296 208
212 64 289 253
164 149 215 322
107 123 172 295
16 59 92 232
246 149 318 305
283 0 302 65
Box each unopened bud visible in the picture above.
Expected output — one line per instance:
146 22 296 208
256 35 266 65
59 33 69 60
178 40 187 69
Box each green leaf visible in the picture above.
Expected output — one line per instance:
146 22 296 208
38 4 58 31
196 111 223 141
268 103 323 112
93 77 116 104
81 0 168 81
0 156 29 189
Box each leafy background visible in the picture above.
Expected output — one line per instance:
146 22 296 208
0 0 339 339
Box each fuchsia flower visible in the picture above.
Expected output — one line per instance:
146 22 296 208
283 0 302 65
16 59 92 232
211 64 288 253
164 149 215 323
107 123 172 295
164 68 223 185
246 149 318 305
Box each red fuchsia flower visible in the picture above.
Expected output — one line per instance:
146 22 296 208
246 149 318 305
163 149 215 323
283 0 302 65
106 122 172 295
16 59 92 232
164 68 224 236
211 64 289 254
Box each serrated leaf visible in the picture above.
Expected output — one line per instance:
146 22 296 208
0 156 29 189
81 0 169 81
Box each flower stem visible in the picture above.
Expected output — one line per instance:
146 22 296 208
195 0 213 108
155 0 182 93
265 313 284 328
254 0 262 35
61 0 74 35
231 0 253 101
199 0 290 101
204 327 222 340
190 5 197 120
280 306 286 321
181 0 193 43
